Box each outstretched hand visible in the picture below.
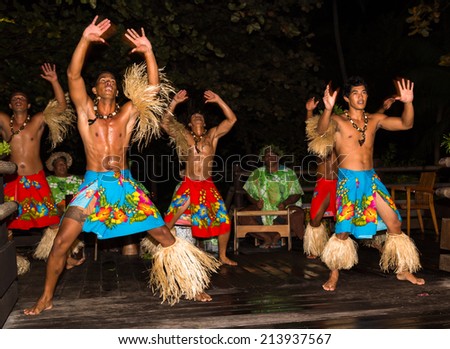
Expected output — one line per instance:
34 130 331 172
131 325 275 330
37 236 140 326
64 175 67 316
306 97 319 112
204 90 222 104
382 97 396 111
394 78 414 104
173 89 189 104
322 83 338 111
82 16 111 44
125 28 152 54
40 63 58 83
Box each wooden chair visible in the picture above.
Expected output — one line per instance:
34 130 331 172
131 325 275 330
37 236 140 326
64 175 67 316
233 208 293 253
391 172 439 237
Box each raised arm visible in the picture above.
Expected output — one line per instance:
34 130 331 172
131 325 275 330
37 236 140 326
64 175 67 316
376 96 396 114
125 27 158 87
317 83 338 135
378 78 414 131
161 89 188 136
67 16 111 114
40 63 66 113
205 90 237 138
305 97 319 120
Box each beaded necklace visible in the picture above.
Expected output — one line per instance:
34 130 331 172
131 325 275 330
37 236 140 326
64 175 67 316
8 114 31 142
345 110 368 146
88 98 120 125
190 129 207 153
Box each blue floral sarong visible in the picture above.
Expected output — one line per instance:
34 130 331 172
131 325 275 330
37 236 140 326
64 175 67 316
66 170 164 239
335 168 401 239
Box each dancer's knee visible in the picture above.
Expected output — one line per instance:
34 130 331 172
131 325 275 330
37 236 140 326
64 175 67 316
389 219 402 233
335 232 349 240
148 225 176 247
51 234 73 257
310 216 321 227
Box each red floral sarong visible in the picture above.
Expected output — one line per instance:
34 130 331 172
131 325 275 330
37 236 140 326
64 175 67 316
164 177 230 238
4 170 60 230
310 178 337 220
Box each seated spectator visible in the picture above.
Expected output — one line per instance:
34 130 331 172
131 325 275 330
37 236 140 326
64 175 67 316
241 144 305 248
42 151 85 268
45 152 83 216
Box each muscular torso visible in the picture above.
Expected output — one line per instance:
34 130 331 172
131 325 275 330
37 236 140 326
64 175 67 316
77 103 135 172
0 112 45 176
333 114 380 171
185 129 218 180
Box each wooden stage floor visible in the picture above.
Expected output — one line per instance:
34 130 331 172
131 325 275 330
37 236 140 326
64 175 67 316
3 230 450 329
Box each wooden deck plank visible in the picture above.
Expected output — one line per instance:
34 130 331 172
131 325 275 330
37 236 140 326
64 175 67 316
4 231 450 329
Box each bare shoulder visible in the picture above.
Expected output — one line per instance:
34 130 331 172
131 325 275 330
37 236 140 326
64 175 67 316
368 112 385 119
332 113 347 126
121 100 134 111
0 112 8 130
368 112 387 124
31 111 45 125
33 111 45 120
122 100 138 120
206 125 219 139
336 115 351 133
0 111 9 123
332 113 346 121
366 112 388 131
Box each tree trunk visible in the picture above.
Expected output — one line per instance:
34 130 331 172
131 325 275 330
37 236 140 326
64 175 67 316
332 0 347 82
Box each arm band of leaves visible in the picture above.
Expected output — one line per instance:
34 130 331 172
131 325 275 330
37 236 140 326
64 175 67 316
43 93 76 149
166 113 189 162
123 63 175 149
305 115 337 158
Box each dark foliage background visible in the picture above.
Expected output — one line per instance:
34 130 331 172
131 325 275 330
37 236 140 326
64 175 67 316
1 0 449 206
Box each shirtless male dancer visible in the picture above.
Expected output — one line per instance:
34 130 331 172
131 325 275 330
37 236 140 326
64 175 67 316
0 64 85 269
317 76 425 291
162 89 237 268
303 97 338 259
0 64 64 232
303 95 397 259
24 16 218 315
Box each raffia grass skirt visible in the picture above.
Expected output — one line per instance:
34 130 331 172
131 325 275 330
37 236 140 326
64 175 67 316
303 223 329 257
149 236 221 305
321 234 358 270
380 232 421 273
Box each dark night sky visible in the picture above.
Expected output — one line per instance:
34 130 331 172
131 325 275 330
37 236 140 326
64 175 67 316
311 0 418 100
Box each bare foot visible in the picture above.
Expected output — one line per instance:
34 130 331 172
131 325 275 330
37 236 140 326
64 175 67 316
220 256 238 266
65 256 86 270
322 270 339 291
24 297 53 316
396 272 425 285
195 292 212 302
